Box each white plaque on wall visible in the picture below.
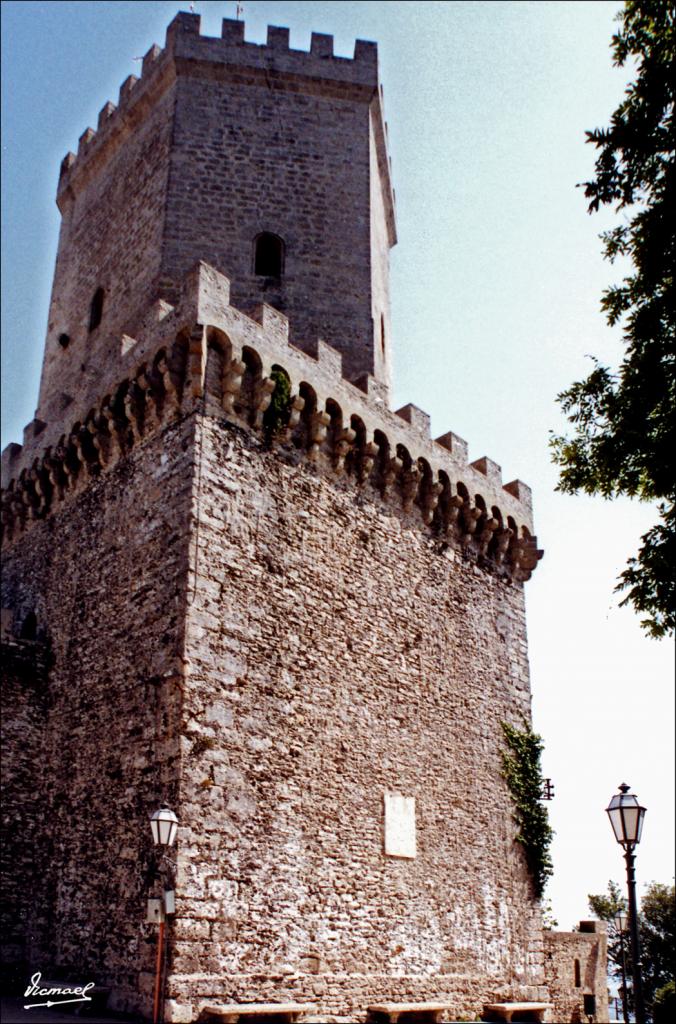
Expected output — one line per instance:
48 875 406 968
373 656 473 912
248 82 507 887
384 791 417 858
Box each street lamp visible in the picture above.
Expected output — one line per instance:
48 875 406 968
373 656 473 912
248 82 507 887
149 807 178 1024
150 807 178 847
606 784 646 1024
613 910 629 1024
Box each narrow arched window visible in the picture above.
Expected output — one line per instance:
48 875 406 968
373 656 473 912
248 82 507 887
254 233 284 278
574 958 581 988
89 288 104 332
58 333 70 349
20 612 37 641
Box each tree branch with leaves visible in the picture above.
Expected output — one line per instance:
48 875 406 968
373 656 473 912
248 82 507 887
588 879 676 1021
551 0 676 637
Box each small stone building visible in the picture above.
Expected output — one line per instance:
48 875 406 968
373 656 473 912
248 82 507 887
1 13 607 1024
544 923 609 1024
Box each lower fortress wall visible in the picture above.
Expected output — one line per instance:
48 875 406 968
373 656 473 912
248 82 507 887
2 409 548 1022
1 417 193 1015
166 415 547 1022
1 284 608 1020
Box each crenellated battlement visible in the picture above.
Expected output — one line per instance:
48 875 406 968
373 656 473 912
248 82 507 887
2 263 542 581
56 12 394 237
56 41 165 210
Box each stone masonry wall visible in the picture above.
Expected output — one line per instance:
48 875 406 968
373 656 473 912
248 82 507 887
166 412 546 1022
544 924 609 1024
0 637 50 981
0 417 194 1016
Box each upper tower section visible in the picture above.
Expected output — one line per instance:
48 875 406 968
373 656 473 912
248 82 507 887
37 12 397 425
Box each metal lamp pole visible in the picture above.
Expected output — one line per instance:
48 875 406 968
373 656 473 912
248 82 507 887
614 911 629 1024
624 844 646 1024
149 808 178 1024
606 784 647 1024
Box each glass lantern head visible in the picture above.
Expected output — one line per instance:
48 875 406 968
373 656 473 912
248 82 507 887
606 784 646 848
150 807 178 847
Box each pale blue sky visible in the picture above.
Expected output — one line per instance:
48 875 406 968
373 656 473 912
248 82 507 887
1 0 673 928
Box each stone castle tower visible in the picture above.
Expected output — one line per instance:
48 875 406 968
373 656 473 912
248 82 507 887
1 13 607 1024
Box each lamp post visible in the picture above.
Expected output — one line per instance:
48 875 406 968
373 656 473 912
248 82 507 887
614 910 629 1024
149 808 178 1024
606 784 646 1024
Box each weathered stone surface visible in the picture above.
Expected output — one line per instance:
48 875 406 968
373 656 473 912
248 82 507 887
164 414 544 1020
0 636 50 978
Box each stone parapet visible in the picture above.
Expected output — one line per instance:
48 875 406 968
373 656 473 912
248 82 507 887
2 263 542 582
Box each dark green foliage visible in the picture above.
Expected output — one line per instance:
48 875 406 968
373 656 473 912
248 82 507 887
500 721 554 898
263 365 292 439
588 878 627 923
542 897 559 930
653 980 676 1024
588 881 635 1017
641 882 676 1018
550 0 676 637
588 879 676 1021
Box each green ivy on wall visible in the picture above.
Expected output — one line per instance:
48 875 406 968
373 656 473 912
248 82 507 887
501 720 554 898
263 365 292 439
